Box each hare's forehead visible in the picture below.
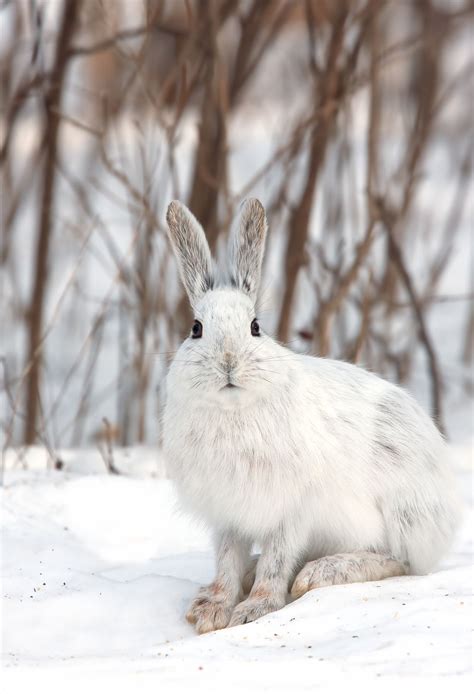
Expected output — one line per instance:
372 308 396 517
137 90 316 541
196 288 254 321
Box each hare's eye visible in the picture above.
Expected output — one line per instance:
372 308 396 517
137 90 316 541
191 320 203 339
251 319 260 337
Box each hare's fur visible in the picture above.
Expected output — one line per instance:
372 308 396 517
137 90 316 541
163 200 461 634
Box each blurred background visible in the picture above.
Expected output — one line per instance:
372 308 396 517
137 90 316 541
1 0 473 460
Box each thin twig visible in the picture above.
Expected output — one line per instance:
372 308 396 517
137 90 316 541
375 198 445 435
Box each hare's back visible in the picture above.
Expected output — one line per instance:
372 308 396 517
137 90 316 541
295 354 446 476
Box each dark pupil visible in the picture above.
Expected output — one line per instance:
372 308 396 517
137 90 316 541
251 319 260 336
192 320 202 338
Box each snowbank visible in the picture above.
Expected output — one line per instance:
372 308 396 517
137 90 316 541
1 446 472 691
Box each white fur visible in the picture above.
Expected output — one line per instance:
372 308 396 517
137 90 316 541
163 200 461 632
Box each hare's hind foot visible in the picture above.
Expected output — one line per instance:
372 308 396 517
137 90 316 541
291 551 408 599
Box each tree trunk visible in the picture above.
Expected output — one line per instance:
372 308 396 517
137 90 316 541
23 1 78 444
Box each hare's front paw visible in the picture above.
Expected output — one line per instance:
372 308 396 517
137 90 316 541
186 584 236 634
229 594 285 626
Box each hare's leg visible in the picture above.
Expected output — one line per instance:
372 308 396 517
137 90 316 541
229 525 304 626
291 551 408 599
186 530 251 634
241 554 260 594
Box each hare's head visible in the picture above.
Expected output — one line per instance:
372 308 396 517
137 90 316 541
166 199 283 405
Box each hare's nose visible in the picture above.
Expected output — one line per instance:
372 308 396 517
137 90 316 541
222 351 237 373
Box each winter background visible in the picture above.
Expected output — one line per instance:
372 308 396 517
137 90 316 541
1 0 473 691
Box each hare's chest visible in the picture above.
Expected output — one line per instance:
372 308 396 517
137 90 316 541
167 408 305 535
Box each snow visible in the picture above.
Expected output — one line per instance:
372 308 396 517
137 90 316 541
1 445 472 692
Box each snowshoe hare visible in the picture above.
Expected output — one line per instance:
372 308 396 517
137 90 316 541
163 199 460 634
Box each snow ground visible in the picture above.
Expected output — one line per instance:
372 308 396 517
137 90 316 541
1 445 472 692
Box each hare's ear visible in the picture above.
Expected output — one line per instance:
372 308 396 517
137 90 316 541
166 201 214 308
229 198 267 302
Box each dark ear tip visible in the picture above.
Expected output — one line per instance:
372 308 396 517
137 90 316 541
166 200 183 226
243 198 265 217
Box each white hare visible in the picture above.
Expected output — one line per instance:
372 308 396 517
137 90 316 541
163 198 460 634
